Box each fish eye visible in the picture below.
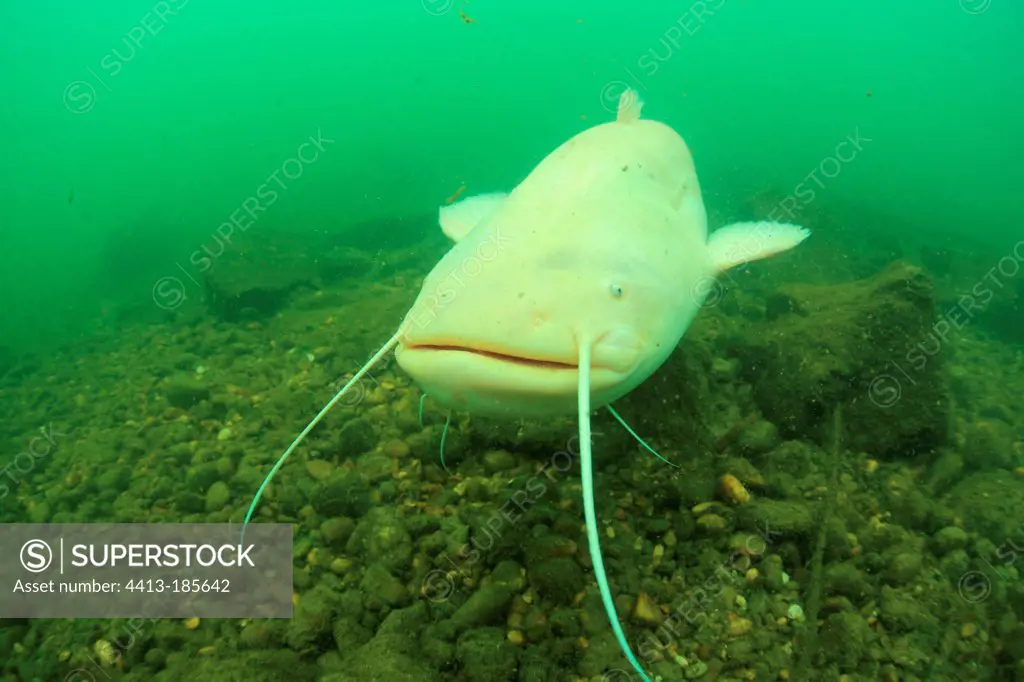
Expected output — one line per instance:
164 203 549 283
609 283 625 299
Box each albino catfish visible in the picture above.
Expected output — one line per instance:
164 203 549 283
244 89 809 681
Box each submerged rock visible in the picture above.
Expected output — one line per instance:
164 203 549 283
733 261 950 458
330 603 441 682
314 470 372 518
165 375 210 409
201 234 316 322
450 560 524 631
455 627 518 682
346 507 413 573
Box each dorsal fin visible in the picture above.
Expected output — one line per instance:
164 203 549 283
615 89 644 124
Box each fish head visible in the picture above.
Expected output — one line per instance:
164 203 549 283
395 191 705 419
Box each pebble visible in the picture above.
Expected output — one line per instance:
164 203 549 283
483 449 517 474
933 526 969 556
382 440 410 458
727 614 753 636
204 482 230 513
719 474 752 504
93 640 116 666
696 514 727 533
632 592 662 625
329 558 352 575
305 460 334 481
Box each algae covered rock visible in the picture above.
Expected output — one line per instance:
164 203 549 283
346 507 413 573
820 611 873 670
164 375 210 409
286 583 342 652
201 234 316 322
360 563 411 607
320 517 355 551
733 261 950 458
449 560 524 631
329 602 441 682
455 627 518 682
204 481 230 512
314 470 372 518
944 470 1024 545
738 499 816 537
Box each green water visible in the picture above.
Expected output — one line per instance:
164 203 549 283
1 0 1021 352
1 1 1023 681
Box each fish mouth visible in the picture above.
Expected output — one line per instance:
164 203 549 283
402 344 580 370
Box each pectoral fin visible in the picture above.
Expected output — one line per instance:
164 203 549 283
708 221 810 272
438 192 508 242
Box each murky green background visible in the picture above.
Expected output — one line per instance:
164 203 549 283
1 0 1021 352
